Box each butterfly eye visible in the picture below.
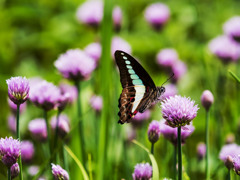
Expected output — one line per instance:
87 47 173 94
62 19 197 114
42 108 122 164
160 87 165 93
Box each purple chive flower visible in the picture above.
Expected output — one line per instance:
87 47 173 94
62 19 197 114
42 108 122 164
11 163 19 179
50 114 70 138
156 48 178 68
54 49 96 81
159 120 195 145
197 142 206 160
8 114 16 133
76 0 103 28
162 84 178 99
132 163 152 180
113 6 122 32
132 109 151 127
111 36 132 58
84 42 102 65
29 80 61 111
208 35 240 63
171 60 187 82
201 90 214 111
59 83 78 104
51 163 69 180
8 98 26 114
6 76 30 105
144 3 170 30
223 16 240 43
0 137 20 168
148 120 161 143
28 118 47 142
219 143 240 169
90 95 103 113
233 155 240 175
161 95 199 128
21 140 35 163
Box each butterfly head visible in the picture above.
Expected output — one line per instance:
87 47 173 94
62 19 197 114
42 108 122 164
156 86 165 100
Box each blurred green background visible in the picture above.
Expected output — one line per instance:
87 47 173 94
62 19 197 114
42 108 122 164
0 0 240 179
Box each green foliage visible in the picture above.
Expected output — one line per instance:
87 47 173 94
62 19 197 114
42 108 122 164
0 0 240 179
64 145 89 180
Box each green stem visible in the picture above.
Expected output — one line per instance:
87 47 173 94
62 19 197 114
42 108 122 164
75 81 86 168
174 145 177 180
53 110 61 162
43 110 52 174
43 110 51 156
97 0 113 178
151 143 154 154
8 167 11 180
205 110 210 180
16 104 20 140
227 169 231 180
16 104 23 180
178 127 182 180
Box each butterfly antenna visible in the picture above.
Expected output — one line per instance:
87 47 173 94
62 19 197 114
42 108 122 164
161 73 174 86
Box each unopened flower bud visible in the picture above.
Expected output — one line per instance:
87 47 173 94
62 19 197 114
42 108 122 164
201 90 214 111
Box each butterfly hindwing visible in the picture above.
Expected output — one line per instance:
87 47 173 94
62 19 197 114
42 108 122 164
115 50 158 124
118 86 146 124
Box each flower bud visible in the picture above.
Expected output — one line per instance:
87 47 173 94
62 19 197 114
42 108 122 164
201 90 214 111
11 163 19 179
147 120 161 143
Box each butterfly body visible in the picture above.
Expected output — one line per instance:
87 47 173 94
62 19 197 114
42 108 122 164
115 50 165 124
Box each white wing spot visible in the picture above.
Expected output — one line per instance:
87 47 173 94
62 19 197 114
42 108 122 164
121 52 124 55
123 56 127 60
126 65 132 69
132 86 145 113
125 61 131 65
128 69 135 74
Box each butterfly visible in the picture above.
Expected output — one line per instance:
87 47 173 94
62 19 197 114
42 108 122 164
115 50 166 124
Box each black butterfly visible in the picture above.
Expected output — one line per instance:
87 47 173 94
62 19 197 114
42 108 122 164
115 50 166 124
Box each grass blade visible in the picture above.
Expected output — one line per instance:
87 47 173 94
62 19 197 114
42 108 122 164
132 140 159 180
64 145 89 180
229 70 240 84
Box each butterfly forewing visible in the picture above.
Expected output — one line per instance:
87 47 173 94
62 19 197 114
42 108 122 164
115 50 156 89
115 50 158 124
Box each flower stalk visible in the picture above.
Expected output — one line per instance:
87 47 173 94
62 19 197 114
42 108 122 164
53 110 61 162
75 81 86 167
8 167 11 180
205 110 210 180
151 143 154 154
228 169 231 180
43 110 51 156
178 127 182 180
16 104 23 180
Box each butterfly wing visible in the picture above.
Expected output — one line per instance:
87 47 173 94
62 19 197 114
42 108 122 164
115 50 156 89
115 50 157 124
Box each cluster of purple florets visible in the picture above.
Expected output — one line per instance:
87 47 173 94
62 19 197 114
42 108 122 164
208 16 240 64
3 1 240 179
